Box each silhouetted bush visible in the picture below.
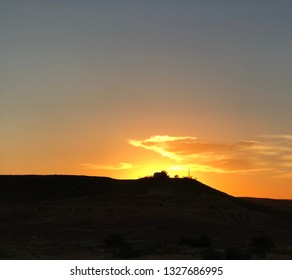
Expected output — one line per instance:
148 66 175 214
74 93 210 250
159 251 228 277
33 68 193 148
224 246 251 260
250 235 274 258
113 243 140 259
103 233 140 259
154 170 169 179
199 234 212 247
201 248 224 260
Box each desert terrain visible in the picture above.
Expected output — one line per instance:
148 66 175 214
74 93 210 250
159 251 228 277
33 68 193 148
0 175 291 259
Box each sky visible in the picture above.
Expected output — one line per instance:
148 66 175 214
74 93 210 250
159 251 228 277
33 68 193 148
1 1 292 198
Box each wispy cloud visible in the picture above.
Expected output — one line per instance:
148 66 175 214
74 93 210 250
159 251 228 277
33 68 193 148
81 162 137 170
129 135 198 161
129 134 292 176
262 134 292 141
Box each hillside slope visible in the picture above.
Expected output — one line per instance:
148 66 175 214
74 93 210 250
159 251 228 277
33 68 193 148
0 175 291 259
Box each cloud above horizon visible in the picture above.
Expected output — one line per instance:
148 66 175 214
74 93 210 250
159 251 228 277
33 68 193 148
129 134 292 176
81 162 137 170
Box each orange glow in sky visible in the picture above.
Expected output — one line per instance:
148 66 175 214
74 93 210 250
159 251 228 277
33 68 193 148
71 134 292 199
1 2 292 199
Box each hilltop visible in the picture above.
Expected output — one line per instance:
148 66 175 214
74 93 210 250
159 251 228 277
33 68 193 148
0 175 291 259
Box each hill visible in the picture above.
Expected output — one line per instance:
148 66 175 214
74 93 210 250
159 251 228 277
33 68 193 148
0 175 291 259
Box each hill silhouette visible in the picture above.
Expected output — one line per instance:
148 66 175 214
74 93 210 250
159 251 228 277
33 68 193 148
0 175 291 259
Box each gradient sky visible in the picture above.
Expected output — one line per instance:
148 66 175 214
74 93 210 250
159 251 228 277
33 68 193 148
1 1 292 198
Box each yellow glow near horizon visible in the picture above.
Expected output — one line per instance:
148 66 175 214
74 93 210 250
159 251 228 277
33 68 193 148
126 134 292 198
2 132 292 198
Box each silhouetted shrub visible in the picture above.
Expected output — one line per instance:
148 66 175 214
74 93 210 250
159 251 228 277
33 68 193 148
103 233 140 259
224 246 251 260
250 235 274 258
114 243 141 259
201 248 224 260
153 171 169 179
199 234 212 247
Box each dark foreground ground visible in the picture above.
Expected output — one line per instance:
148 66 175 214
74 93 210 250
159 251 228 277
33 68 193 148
0 175 291 259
